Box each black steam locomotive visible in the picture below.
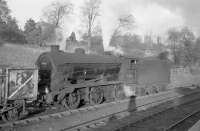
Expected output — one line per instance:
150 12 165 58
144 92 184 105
0 45 171 121
36 45 171 109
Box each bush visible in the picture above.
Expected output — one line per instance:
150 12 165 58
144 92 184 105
25 28 42 45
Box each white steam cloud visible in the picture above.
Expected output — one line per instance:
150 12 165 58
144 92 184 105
54 0 186 52
8 0 189 51
100 0 135 51
99 0 184 51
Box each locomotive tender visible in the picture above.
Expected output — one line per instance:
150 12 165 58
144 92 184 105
0 45 171 121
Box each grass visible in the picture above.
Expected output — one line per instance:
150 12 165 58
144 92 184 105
0 43 49 67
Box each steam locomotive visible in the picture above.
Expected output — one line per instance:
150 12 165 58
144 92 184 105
0 45 171 121
36 46 171 107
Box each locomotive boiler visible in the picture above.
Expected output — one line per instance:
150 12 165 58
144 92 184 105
36 45 171 109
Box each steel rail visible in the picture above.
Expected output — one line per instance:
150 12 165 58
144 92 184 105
165 108 200 131
61 93 199 131
70 92 200 131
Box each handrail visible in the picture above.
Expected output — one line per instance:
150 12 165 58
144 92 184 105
67 80 123 89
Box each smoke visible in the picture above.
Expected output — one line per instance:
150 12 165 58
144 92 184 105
51 0 200 52
152 0 200 34
51 0 190 53
56 0 84 51
100 0 135 51
123 85 136 97
99 0 185 51
8 0 200 49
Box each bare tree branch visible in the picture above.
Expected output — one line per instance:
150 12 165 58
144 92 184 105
43 1 73 27
81 0 101 46
111 14 135 39
80 0 101 52
0 0 10 22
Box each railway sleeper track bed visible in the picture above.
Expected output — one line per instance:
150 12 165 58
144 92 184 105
165 109 200 131
114 98 200 131
1 86 200 131
91 89 200 131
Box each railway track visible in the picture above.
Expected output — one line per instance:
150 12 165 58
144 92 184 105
1 87 200 131
62 96 179 131
107 93 200 131
165 107 200 131
77 89 200 131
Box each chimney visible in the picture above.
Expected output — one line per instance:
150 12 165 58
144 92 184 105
51 45 59 52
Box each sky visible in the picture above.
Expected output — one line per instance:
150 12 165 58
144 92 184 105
5 0 200 49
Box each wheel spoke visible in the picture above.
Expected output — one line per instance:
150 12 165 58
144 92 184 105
62 91 80 109
2 113 8 122
2 108 19 122
90 87 103 105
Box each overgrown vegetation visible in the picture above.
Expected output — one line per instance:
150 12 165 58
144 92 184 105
0 0 61 46
0 0 25 44
24 19 41 45
1 0 200 67
167 27 200 66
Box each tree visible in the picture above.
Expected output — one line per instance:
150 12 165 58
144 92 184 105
193 37 200 63
0 0 10 22
25 27 41 45
0 1 25 44
24 19 42 45
0 0 10 44
112 14 135 37
110 33 143 56
81 0 101 50
179 27 195 65
167 27 196 66
5 17 19 40
167 28 181 65
43 1 73 27
180 27 195 47
108 14 135 55
109 15 135 48
24 19 36 34
38 22 58 46
1 17 25 43
0 19 6 44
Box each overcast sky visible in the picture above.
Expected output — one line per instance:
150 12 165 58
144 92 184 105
6 0 200 46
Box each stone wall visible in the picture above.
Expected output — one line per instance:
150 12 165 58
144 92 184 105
170 66 200 88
